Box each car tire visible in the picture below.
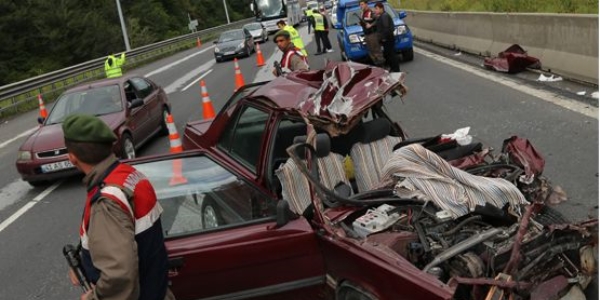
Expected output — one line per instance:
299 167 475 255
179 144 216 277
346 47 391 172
159 107 169 136
215 57 222 63
201 198 223 229
120 133 136 160
402 48 414 61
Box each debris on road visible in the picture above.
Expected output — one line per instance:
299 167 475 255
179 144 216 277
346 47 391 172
483 44 541 73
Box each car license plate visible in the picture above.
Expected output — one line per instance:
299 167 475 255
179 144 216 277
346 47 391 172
224 51 235 55
41 160 74 173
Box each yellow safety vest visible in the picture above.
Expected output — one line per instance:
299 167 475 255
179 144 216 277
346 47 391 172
313 13 325 31
306 9 314 17
104 53 126 78
284 25 307 56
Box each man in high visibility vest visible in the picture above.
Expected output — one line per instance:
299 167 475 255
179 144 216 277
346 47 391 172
312 9 333 55
104 53 126 78
276 20 307 56
305 8 314 33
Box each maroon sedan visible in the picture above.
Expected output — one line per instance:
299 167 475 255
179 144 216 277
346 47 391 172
16 74 171 186
129 62 596 300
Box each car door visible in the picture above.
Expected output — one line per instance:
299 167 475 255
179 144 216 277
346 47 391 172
244 29 254 52
129 77 160 138
132 151 327 300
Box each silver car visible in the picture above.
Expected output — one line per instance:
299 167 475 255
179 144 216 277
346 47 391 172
243 22 268 43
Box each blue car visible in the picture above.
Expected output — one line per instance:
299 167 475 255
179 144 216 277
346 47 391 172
334 0 413 63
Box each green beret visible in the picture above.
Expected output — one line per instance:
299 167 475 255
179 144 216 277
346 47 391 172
62 114 117 143
273 30 290 42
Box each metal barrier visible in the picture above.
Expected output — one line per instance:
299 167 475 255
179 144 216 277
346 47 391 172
0 17 255 117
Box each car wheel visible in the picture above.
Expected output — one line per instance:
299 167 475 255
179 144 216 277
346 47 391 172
215 57 222 63
158 108 169 136
402 48 414 61
201 198 223 229
120 133 135 160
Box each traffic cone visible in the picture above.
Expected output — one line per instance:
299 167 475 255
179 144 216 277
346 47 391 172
38 94 48 119
196 37 202 48
165 113 188 186
233 58 245 91
200 80 216 119
255 43 265 67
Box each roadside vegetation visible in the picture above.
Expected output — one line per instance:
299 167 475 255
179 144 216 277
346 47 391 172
391 0 598 13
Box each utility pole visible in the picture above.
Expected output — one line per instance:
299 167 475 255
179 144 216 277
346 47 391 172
115 0 131 51
222 0 231 24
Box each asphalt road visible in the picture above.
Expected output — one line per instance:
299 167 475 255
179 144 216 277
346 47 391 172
0 24 597 299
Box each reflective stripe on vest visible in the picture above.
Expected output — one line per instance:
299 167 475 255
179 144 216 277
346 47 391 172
313 14 325 31
281 47 307 70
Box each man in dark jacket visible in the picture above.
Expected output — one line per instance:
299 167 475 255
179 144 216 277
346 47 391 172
359 0 384 66
369 3 399 72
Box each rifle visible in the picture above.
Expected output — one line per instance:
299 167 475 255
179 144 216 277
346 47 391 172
63 244 92 292
274 61 283 77
353 12 366 27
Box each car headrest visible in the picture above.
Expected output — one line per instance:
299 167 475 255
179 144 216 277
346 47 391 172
293 133 331 158
359 118 392 143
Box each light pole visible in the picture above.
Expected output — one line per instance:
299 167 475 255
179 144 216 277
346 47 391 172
115 0 131 51
222 0 231 24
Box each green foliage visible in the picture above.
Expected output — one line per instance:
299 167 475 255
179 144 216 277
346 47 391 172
396 0 598 13
0 0 253 86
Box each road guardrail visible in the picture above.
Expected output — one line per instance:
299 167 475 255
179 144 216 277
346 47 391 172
0 17 254 118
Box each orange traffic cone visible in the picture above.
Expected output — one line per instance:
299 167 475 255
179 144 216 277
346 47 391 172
255 43 265 67
233 58 245 91
200 80 216 119
38 94 48 119
165 113 188 185
196 37 202 48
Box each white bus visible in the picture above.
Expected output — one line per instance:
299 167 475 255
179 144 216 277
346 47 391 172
250 0 303 33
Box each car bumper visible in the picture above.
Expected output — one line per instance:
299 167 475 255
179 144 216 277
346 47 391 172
16 158 81 183
344 34 414 60
215 49 247 60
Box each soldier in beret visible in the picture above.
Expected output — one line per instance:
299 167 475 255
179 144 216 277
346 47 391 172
63 114 175 300
273 30 309 76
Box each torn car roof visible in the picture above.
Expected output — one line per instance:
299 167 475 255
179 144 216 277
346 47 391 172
249 61 403 132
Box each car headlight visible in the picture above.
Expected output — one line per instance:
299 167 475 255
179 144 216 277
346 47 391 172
349 34 361 43
17 150 32 161
237 42 245 49
395 25 407 36
214 47 220 53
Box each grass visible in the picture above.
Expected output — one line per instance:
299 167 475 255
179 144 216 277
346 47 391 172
390 0 598 13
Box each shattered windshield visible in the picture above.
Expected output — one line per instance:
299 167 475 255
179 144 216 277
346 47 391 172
46 84 122 124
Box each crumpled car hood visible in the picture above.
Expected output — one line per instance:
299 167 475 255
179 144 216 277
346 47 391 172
292 61 404 135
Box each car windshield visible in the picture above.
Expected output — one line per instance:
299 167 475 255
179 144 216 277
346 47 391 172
345 4 396 26
218 30 244 43
244 23 262 31
46 84 122 125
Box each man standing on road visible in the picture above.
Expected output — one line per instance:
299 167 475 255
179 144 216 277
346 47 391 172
104 53 125 78
63 114 175 300
277 20 308 56
312 8 334 55
359 0 384 67
273 30 309 75
370 3 399 72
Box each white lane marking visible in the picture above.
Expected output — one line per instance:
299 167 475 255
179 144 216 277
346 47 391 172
415 47 599 119
164 60 216 94
0 180 62 233
182 69 214 92
0 127 37 149
144 45 216 78
0 179 32 211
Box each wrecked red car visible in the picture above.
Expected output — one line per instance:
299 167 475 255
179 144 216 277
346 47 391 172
129 61 596 300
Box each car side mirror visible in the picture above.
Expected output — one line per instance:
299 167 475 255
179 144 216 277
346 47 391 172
333 23 342 29
37 117 45 125
128 98 144 109
398 10 407 19
275 200 292 228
